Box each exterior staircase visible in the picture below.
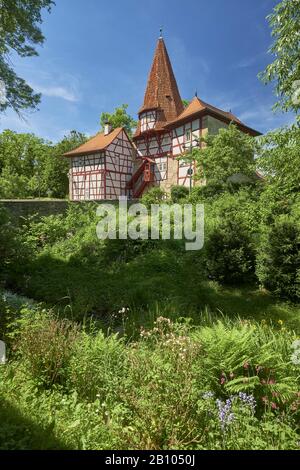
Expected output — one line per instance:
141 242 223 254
126 157 155 198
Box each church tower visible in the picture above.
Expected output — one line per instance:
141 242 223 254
134 35 184 137
128 35 184 197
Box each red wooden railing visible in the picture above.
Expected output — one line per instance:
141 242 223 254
127 159 155 198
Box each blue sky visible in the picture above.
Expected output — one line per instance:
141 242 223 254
0 0 295 142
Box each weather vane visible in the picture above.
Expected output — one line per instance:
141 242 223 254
159 26 163 39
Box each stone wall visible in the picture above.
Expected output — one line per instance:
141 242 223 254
0 200 70 220
0 199 140 221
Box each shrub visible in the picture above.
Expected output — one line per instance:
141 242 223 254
141 187 167 207
21 214 68 249
0 291 9 340
256 215 300 301
0 208 18 280
204 217 256 284
170 185 189 203
193 320 299 413
1 313 300 450
17 313 80 387
68 330 127 403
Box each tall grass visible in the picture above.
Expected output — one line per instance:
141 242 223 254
1 308 299 450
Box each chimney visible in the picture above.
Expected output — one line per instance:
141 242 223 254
104 121 112 135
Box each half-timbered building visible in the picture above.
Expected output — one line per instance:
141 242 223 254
64 126 133 200
65 35 260 200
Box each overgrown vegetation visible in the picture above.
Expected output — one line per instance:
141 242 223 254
0 0 54 115
0 118 299 451
0 130 87 199
0 0 300 451
0 302 300 450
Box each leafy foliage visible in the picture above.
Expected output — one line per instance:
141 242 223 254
259 0 300 116
256 214 300 301
170 184 189 202
193 124 257 189
205 216 256 284
0 0 54 115
257 125 300 196
100 104 137 136
140 186 167 207
0 129 86 198
0 311 299 450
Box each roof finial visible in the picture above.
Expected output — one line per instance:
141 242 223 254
195 89 198 97
159 26 163 39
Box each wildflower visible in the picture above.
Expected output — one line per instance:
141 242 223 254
229 372 235 379
255 365 263 373
243 362 249 369
220 377 226 385
238 392 256 413
216 398 235 431
271 402 277 410
202 391 214 400
118 307 130 315
262 396 268 404
277 319 283 326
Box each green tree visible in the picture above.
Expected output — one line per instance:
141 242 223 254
191 124 257 190
257 125 300 197
0 130 49 198
170 185 189 203
0 0 54 115
0 129 87 199
256 214 300 301
100 104 137 136
259 0 300 116
44 131 87 198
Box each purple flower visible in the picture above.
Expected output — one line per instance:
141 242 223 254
238 392 256 413
216 398 235 431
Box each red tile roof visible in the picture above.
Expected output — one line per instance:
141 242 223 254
164 96 260 135
134 38 184 137
63 127 123 157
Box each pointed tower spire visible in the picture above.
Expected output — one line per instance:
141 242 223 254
138 37 184 129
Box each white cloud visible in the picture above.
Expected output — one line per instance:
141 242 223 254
234 53 264 69
31 84 79 102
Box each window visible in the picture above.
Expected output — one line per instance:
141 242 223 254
185 129 191 142
74 156 84 167
157 162 167 172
